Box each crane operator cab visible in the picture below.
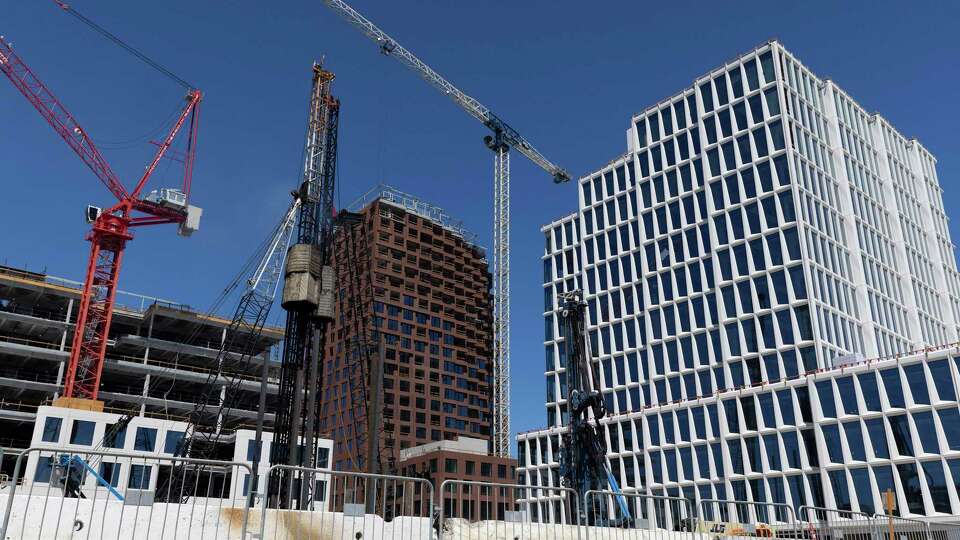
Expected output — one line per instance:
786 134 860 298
144 188 203 237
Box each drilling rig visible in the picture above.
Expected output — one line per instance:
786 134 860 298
557 291 632 526
268 63 340 508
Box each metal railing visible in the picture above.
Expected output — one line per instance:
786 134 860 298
440 479 579 539
699 498 800 538
258 464 434 540
2 446 958 540
584 491 699 540
0 447 254 540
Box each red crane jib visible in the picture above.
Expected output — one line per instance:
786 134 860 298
0 35 202 404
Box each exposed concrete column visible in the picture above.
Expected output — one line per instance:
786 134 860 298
216 326 227 433
140 311 155 416
53 297 74 399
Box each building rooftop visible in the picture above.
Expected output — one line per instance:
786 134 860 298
399 435 489 461
349 183 483 251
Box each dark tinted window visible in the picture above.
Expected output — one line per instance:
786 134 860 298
835 377 858 415
940 408 960 451
896 463 924 515
881 368 905 408
858 373 882 411
843 421 866 461
69 420 95 446
913 411 939 453
829 470 851 511
42 417 62 443
888 415 913 456
816 381 836 418
929 360 956 401
822 424 843 463
866 418 889 459
904 363 930 405
921 461 951 513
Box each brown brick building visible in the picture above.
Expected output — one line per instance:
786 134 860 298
320 185 494 474
398 436 518 521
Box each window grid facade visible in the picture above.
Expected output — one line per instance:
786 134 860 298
520 40 960 521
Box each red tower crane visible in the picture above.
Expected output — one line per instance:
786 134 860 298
0 14 202 407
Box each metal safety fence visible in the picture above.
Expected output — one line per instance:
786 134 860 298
584 491 700 540
439 479 579 540
258 464 434 540
798 506 943 540
0 446 254 540
3 447 960 540
698 498 800 538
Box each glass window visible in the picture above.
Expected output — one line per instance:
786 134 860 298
881 368 905 408
41 417 62 443
99 462 121 487
783 430 801 469
164 431 185 455
948 459 960 512
33 456 54 482
921 461 951 513
696 444 710 478
913 411 939 454
904 363 930 405
134 427 157 452
865 418 889 459
829 470 851 511
872 465 898 516
764 433 781 470
849 467 874 515
728 439 744 474
888 415 914 456
896 463 924 515
796 387 813 423
858 373 882 411
759 51 775 83
801 428 818 466
741 396 757 431
835 377 858 415
777 389 795 425
69 420 95 446
843 421 866 461
758 393 775 428
928 360 956 402
816 381 836 419
822 424 843 463
104 422 126 449
939 408 960 450
744 436 761 472
128 464 152 490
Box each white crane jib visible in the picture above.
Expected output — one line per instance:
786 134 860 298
322 0 571 457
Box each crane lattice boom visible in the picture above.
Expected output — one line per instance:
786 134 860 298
321 0 570 184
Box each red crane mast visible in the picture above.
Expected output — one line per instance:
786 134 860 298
0 28 202 406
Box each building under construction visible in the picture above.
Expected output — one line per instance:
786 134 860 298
321 185 497 474
0 264 283 453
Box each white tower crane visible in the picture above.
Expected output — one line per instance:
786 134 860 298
322 0 571 456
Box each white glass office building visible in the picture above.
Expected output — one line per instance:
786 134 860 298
518 41 960 522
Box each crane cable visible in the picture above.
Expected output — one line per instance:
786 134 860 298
52 1 194 91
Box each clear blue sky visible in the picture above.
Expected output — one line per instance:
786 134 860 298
2 1 958 442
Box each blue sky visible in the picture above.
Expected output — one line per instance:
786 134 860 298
1 1 958 443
